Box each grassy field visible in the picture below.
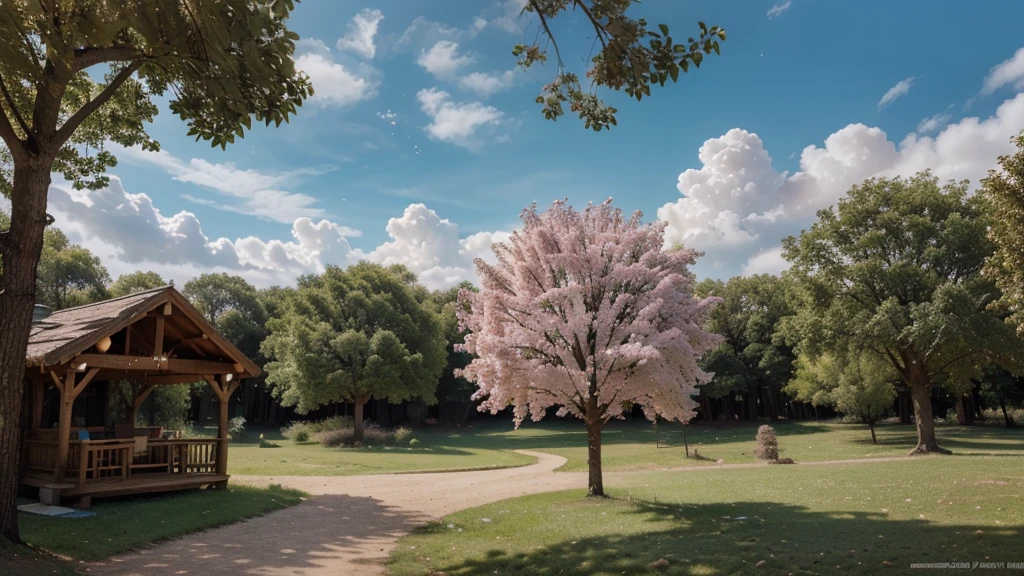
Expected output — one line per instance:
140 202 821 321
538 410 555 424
0 541 77 576
228 424 536 476
229 418 1024 477
18 484 304 561
389 455 1024 575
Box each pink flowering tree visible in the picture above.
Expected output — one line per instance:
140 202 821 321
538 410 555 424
457 200 721 496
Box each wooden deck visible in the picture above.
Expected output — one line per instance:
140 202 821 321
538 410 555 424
22 472 229 499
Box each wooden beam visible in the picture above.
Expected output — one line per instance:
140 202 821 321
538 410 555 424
32 380 44 430
204 374 224 399
71 368 100 399
154 316 165 358
140 374 206 386
124 325 131 355
129 323 154 356
73 354 243 375
49 370 65 394
133 383 157 410
163 302 173 315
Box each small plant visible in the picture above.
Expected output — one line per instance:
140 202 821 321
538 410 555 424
293 430 310 443
318 423 416 447
228 416 247 442
755 424 779 461
258 433 280 448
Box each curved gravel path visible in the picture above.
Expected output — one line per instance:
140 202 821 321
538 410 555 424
87 451 584 576
86 453 914 576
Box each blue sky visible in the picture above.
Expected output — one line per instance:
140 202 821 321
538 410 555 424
40 0 1024 288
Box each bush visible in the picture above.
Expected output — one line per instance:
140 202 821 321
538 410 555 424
228 415 246 441
293 430 310 443
281 416 354 441
755 424 779 461
318 423 416 447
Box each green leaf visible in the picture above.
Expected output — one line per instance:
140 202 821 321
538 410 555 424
659 23 670 36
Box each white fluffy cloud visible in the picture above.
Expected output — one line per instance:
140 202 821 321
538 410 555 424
459 70 517 97
878 77 914 110
659 92 1024 276
295 39 378 107
981 46 1024 96
417 41 476 79
417 88 504 149
47 177 507 289
336 8 384 59
113 145 332 224
742 247 789 276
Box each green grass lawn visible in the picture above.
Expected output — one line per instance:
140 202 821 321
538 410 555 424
0 541 77 576
389 455 1024 575
228 419 1024 477
18 484 304 562
227 424 537 476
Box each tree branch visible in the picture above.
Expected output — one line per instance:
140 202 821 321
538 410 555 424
53 61 141 147
572 0 609 52
73 46 144 72
528 0 564 71
0 73 32 147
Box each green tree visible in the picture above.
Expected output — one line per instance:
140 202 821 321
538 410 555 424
429 283 478 423
108 271 166 297
981 133 1024 335
695 275 796 420
35 227 109 310
783 172 1024 454
183 273 264 325
0 1 311 541
263 263 446 442
832 357 897 444
979 366 1024 428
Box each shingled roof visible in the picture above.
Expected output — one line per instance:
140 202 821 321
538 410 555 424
26 286 261 376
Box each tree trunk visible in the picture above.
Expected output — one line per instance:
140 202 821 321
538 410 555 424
0 161 53 543
907 369 949 455
585 419 604 497
216 390 230 475
869 422 877 444
353 399 365 443
955 395 968 426
999 399 1014 428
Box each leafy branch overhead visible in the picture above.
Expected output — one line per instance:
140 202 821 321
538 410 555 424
515 0 726 131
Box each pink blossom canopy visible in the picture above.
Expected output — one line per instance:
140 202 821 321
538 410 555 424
458 199 722 426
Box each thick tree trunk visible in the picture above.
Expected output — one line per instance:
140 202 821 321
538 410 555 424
353 399 365 443
869 422 877 444
585 419 604 497
907 369 949 455
0 162 53 543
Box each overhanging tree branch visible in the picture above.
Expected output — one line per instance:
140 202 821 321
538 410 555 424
53 62 142 147
0 74 31 148
73 46 145 71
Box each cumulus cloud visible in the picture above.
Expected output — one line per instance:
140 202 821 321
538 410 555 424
916 112 952 134
418 41 476 78
417 88 504 149
294 38 379 107
490 0 528 33
336 8 384 59
658 92 1024 277
981 46 1024 96
113 145 333 224
47 177 507 290
459 70 517 97
367 203 511 289
742 247 789 276
878 77 914 110
766 0 792 19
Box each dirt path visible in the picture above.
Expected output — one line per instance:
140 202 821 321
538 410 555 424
86 451 584 576
86 453 915 576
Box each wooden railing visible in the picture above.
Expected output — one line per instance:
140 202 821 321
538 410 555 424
24 439 57 475
31 438 223 486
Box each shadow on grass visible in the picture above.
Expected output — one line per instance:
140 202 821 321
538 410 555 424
419 499 1023 575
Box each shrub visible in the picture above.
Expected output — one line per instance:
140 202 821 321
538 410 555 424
228 416 247 441
318 423 416 447
755 424 779 461
281 416 354 441
293 430 310 443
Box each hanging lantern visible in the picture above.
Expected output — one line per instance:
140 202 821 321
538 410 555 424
96 335 112 353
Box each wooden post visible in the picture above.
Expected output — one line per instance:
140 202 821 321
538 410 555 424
206 374 239 476
54 370 74 481
51 367 100 481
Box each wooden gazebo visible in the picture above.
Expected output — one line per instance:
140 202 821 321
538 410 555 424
20 286 261 507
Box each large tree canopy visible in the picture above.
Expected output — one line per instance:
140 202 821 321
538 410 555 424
694 274 796 420
458 200 720 496
35 227 109 310
981 133 1024 335
782 172 1024 454
263 263 446 442
108 271 167 297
